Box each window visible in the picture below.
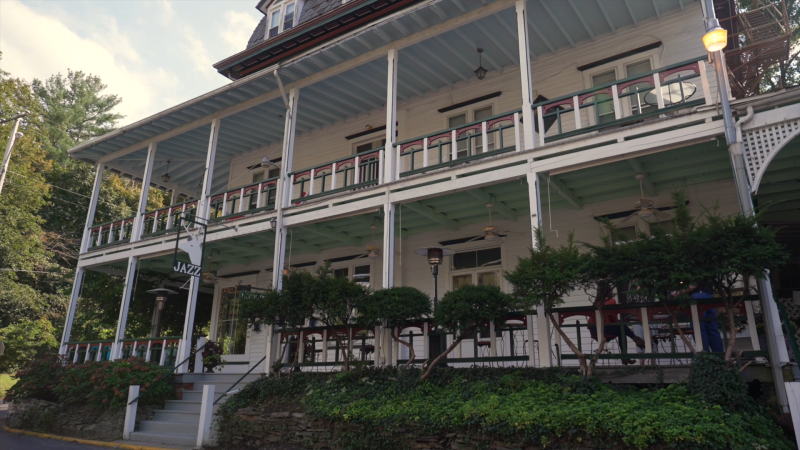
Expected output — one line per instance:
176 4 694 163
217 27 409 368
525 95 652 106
451 247 502 289
353 138 383 184
354 138 386 154
583 48 660 126
447 104 495 159
252 171 265 183
332 264 371 287
266 0 298 38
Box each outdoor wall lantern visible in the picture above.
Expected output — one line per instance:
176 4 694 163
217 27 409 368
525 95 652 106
703 19 728 52
146 288 177 338
415 247 454 308
268 217 277 231
162 160 171 183
474 48 488 81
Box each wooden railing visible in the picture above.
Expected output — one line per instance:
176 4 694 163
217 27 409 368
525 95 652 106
64 340 115 364
117 336 182 367
88 216 136 249
209 177 279 220
289 149 383 203
268 296 767 371
140 199 199 238
396 110 522 177
534 56 713 145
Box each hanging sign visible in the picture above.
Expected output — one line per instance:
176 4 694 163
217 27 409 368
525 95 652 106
173 215 207 277
239 291 266 302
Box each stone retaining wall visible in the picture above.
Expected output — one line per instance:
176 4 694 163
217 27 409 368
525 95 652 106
6 398 154 441
229 407 543 450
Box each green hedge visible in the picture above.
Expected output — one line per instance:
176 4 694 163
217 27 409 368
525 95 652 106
7 354 175 408
216 367 792 450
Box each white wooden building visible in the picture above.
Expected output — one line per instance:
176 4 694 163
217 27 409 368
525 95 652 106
59 0 800 443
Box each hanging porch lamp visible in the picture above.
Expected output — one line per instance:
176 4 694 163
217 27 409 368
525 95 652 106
702 19 728 52
474 48 488 81
162 160 171 183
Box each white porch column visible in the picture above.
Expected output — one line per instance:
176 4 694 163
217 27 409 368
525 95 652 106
112 256 139 359
526 172 551 367
198 119 221 220
131 144 157 242
384 49 398 183
515 0 536 151
59 267 85 355
80 163 105 253
175 120 221 372
266 88 300 374
170 188 180 205
382 201 396 289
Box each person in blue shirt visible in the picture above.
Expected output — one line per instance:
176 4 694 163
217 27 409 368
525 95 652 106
671 284 724 352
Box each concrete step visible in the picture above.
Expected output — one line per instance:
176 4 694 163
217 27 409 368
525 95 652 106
139 419 199 435
174 373 262 384
128 431 196 447
153 409 200 424
164 400 221 413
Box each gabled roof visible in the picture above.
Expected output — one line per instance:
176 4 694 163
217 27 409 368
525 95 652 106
247 0 343 50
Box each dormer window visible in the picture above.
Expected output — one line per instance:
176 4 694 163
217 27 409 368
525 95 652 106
267 0 298 38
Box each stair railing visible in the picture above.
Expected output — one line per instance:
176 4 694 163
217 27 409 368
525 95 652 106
213 355 267 405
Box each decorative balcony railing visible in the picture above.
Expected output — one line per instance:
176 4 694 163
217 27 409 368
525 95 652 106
209 177 279 220
534 56 712 145
288 150 383 203
269 296 766 372
396 110 522 177
83 58 714 250
65 340 115 364
88 215 136 249
118 336 182 367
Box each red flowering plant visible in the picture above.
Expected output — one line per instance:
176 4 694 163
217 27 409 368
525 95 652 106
8 355 175 409
5 353 67 402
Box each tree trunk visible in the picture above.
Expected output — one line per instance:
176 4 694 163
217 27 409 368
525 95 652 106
287 338 300 378
390 328 415 369
546 311 588 376
272 337 290 378
723 287 738 361
587 305 607 377
420 326 474 381
663 303 697 355
332 332 350 371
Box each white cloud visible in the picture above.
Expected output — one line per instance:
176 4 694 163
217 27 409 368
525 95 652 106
182 25 214 75
0 0 178 125
157 0 176 23
221 10 259 53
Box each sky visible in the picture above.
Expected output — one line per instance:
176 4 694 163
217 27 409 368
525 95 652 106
0 0 262 126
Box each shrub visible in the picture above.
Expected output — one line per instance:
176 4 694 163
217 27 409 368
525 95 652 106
687 352 756 413
215 368 793 450
7 355 174 408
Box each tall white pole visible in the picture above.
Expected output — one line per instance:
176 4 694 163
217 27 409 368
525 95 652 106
526 172 550 367
112 256 139 359
0 118 23 196
80 163 105 253
175 119 221 372
267 88 299 374
515 0 536 151
131 143 157 242
384 49 398 183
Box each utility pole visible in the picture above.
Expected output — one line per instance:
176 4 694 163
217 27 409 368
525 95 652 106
0 113 27 196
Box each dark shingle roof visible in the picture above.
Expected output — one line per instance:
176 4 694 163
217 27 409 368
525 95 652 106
298 0 342 24
246 0 342 50
246 16 267 49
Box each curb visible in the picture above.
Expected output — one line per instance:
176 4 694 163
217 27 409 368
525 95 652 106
2 426 179 450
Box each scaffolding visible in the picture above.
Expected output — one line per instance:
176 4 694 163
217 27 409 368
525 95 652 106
717 0 792 97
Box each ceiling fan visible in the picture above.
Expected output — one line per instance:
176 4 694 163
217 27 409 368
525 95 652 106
619 174 672 224
201 253 219 284
466 203 523 243
360 225 382 259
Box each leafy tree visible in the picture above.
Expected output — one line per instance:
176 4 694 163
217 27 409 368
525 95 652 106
504 230 596 375
696 208 788 360
0 319 59 373
310 263 370 371
422 284 516 380
358 287 431 369
31 70 122 162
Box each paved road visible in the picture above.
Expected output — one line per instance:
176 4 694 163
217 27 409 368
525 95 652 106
0 427 113 450
0 404 111 450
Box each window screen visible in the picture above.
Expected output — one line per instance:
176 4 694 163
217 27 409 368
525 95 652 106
269 11 281 37
283 3 295 31
452 247 501 270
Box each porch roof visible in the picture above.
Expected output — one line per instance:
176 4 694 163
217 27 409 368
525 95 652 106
67 0 689 197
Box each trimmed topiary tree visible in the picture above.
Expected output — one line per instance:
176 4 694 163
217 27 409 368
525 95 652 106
421 284 516 381
358 287 431 369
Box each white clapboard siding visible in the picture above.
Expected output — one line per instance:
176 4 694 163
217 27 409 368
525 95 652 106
227 4 711 189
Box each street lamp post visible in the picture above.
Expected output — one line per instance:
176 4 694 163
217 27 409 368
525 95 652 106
146 288 177 338
414 247 454 308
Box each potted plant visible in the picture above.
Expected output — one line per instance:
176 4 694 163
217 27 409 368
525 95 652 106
201 341 225 373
